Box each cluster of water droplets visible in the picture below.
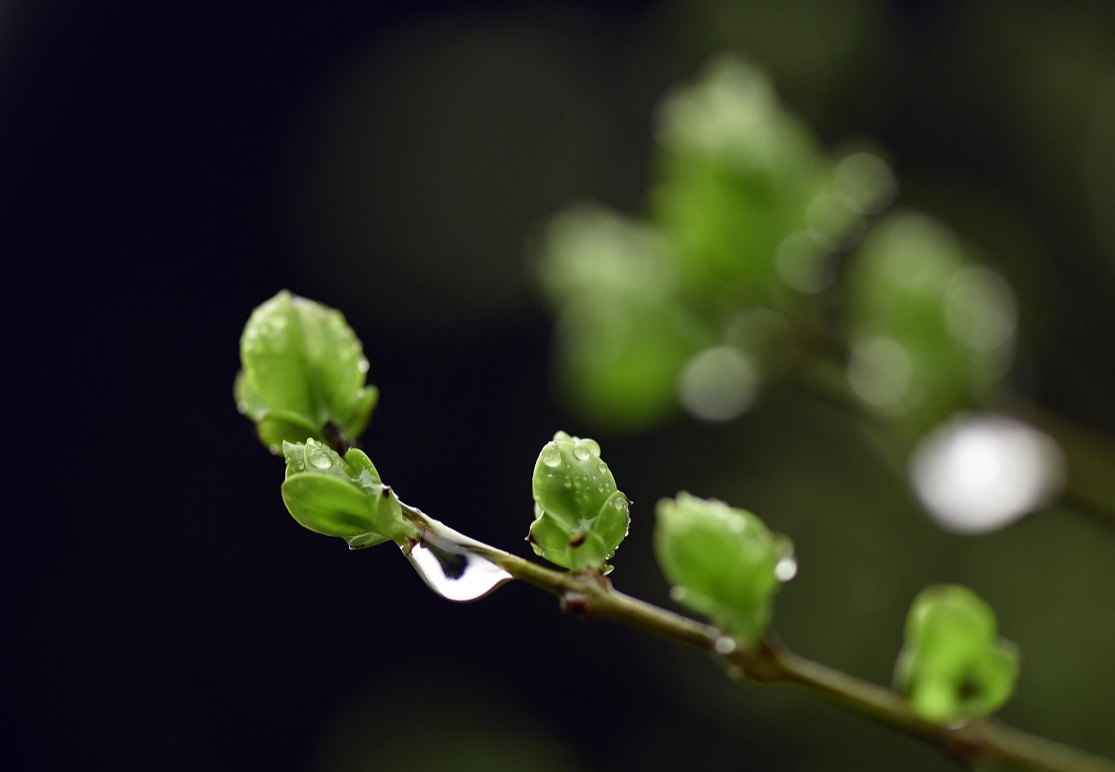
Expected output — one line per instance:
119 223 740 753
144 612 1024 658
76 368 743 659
538 439 615 502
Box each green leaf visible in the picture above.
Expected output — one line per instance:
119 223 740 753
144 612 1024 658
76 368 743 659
235 291 378 452
894 585 1020 724
280 440 410 547
654 492 793 645
282 475 392 545
528 432 630 573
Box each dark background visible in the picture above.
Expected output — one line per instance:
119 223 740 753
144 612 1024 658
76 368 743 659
5 1 1115 770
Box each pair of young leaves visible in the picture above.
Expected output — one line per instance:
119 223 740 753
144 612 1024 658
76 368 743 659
237 291 1018 725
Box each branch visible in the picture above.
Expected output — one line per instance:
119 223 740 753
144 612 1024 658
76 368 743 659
401 504 1115 772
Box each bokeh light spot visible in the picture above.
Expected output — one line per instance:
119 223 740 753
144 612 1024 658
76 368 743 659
909 413 1065 534
678 346 757 421
944 266 1017 353
846 336 914 410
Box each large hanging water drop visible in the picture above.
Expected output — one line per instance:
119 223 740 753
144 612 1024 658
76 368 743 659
402 533 512 602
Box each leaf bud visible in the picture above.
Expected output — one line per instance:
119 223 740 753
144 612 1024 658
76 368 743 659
280 439 410 549
528 432 630 573
654 492 793 645
894 585 1020 723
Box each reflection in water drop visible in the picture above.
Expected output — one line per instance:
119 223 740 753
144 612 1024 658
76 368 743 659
909 413 1065 534
403 535 512 602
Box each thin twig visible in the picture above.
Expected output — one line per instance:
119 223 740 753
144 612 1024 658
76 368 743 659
400 503 1115 772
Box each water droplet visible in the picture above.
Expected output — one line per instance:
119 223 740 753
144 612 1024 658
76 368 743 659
774 555 798 582
540 445 562 468
357 358 370 374
308 448 333 469
669 586 687 602
403 536 512 602
726 665 744 681
562 476 572 489
714 636 738 655
573 443 592 461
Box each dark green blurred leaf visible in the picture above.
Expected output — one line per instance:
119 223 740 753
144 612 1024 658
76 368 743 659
655 492 793 645
894 585 1020 723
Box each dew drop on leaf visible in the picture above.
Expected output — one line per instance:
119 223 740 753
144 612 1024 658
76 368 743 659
540 445 563 468
308 448 333 469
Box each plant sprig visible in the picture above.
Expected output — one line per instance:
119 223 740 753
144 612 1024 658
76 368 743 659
435 523 1114 772
236 292 1115 772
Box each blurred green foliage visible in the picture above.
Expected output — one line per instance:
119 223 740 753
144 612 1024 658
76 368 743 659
537 57 1017 441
